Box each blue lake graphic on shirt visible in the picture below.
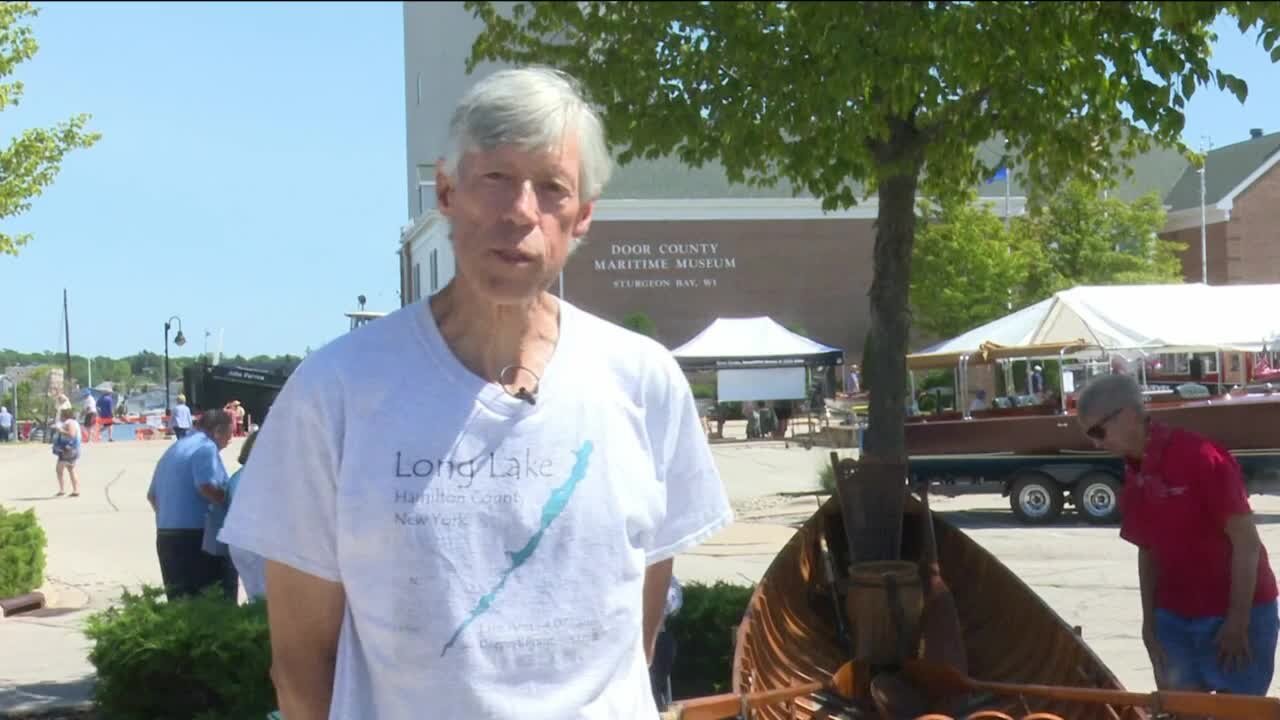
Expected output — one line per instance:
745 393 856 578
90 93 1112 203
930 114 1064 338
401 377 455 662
441 440 594 656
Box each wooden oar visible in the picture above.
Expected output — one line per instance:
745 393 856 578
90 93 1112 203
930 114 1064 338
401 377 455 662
915 480 968 672
660 662 856 720
902 659 1280 720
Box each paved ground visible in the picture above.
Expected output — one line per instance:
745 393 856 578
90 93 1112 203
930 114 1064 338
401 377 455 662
3 433 1280 713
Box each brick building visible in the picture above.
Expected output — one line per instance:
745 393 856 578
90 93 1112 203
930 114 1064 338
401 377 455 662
397 2 1279 358
1158 129 1280 285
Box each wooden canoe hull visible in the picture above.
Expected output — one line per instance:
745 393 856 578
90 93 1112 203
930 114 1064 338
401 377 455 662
731 495 1148 720
905 394 1280 457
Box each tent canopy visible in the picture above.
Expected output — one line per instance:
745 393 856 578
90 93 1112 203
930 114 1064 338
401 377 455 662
672 316 844 368
907 341 1098 371
917 283 1280 359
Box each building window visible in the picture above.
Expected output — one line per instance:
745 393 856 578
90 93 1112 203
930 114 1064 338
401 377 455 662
430 249 439 293
413 262 422 301
416 166 436 215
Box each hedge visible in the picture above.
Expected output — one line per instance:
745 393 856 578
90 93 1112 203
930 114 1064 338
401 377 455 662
82 580 756 716
667 581 756 699
84 586 274 720
0 505 47 598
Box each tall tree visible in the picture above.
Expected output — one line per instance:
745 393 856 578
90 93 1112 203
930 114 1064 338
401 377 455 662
0 2 100 256
1019 181 1184 302
464 1 1280 465
912 185 1182 339
910 193 1038 339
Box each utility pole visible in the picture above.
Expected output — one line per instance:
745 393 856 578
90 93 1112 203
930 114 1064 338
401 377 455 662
1199 135 1211 285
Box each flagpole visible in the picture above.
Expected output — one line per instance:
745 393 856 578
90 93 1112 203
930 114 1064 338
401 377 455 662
1005 162 1012 310
1004 167 1011 230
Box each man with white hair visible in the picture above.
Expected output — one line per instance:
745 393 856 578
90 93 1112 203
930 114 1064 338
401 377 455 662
1075 373 1278 696
220 67 733 719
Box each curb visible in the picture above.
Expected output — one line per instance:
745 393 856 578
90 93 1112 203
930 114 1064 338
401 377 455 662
0 592 45 618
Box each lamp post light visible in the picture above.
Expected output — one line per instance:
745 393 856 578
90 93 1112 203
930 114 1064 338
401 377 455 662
164 316 186 417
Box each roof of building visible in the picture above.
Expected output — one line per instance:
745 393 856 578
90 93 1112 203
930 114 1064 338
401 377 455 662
602 129 1280 211
1164 130 1280 210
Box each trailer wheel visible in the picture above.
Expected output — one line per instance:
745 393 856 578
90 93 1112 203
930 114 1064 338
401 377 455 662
1010 473 1064 525
1074 472 1122 525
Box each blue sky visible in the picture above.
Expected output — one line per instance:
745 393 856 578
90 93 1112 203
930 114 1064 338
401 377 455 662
0 1 406 359
0 5 1277 358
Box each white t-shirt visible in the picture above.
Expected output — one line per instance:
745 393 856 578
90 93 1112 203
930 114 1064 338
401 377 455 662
219 298 733 719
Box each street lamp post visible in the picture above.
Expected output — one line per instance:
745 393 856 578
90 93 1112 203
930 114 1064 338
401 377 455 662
164 316 186 417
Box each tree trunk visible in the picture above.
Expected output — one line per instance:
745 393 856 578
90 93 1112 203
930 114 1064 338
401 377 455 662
833 127 923 564
862 166 921 463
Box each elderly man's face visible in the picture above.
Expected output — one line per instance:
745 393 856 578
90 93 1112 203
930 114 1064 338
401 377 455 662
436 135 594 304
213 425 233 450
1076 404 1144 457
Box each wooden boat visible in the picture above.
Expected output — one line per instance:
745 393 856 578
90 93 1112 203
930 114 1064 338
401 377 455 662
731 494 1148 720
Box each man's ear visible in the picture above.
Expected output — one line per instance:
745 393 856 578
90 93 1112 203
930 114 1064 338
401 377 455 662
435 161 453 215
572 199 596 238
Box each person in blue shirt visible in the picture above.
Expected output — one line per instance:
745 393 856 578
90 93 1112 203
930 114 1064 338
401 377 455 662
171 394 194 439
96 392 115 443
147 408 236 601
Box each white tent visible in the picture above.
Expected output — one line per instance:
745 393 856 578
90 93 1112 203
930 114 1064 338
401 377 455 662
920 283 1280 356
673 317 844 402
671 316 843 366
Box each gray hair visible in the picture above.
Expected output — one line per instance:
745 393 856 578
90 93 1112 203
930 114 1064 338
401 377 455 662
198 408 234 436
442 67 612 203
1076 373 1144 419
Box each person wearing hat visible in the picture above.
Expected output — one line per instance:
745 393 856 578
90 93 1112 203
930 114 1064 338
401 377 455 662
172 394 194 439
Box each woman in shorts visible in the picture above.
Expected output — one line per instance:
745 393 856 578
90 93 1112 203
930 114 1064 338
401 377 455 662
52 408 82 497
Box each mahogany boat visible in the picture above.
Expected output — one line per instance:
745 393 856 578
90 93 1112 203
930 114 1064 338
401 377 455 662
730 494 1148 720
905 390 1280 458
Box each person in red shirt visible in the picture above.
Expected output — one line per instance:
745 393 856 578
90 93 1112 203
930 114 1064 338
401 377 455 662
1076 373 1278 695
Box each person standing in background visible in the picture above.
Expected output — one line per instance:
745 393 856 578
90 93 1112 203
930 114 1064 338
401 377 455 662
171 394 194 439
0 406 12 442
81 391 98 442
148 409 236 600
96 391 115 443
1077 373 1279 695
52 408 82 497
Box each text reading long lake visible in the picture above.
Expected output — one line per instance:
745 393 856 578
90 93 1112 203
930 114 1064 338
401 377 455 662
393 450 553 483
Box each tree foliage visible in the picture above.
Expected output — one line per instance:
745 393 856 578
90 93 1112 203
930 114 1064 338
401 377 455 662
0 2 100 256
910 194 1038 340
912 185 1183 339
0 350 302 395
464 1 1280 461
1020 182 1184 301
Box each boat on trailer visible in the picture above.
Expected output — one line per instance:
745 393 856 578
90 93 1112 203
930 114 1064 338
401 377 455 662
901 342 1280 524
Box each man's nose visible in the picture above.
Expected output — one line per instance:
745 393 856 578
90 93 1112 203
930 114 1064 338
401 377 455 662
503 180 539 225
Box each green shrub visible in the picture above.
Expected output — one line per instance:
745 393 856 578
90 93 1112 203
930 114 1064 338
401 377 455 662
689 382 716 400
0 505 47 598
819 462 836 493
622 311 658 338
667 581 755 699
84 586 274 720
